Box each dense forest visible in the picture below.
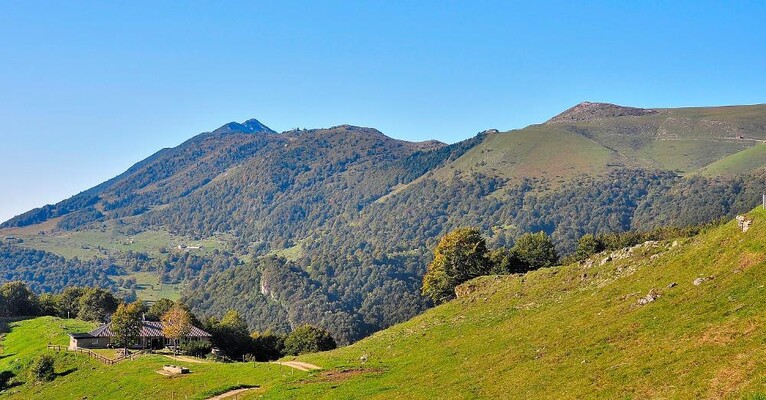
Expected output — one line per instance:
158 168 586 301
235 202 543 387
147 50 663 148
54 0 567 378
183 169 766 343
0 243 116 293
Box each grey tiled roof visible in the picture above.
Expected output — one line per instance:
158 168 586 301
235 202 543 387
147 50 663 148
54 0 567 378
88 321 211 338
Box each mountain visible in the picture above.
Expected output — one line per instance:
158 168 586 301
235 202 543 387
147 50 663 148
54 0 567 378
211 118 276 135
2 103 766 344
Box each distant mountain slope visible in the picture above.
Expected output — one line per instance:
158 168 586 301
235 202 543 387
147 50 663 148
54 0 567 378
287 207 766 399
410 103 766 192
697 143 766 176
0 118 278 229
138 125 462 248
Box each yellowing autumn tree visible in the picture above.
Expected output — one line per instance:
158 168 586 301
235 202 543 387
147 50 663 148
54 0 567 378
161 303 192 354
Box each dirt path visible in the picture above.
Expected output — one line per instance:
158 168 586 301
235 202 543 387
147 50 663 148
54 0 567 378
271 361 321 371
205 387 260 400
164 354 209 364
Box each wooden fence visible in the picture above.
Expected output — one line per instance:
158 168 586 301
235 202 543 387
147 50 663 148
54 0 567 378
47 345 146 365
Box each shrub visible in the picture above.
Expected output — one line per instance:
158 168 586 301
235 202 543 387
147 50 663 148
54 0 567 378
181 340 212 357
284 325 336 355
28 354 55 382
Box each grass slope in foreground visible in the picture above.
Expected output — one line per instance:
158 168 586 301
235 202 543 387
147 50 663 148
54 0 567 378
288 207 766 399
0 317 311 399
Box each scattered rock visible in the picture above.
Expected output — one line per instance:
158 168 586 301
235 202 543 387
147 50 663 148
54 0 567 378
667 282 677 288
650 254 660 260
671 241 679 248
693 277 710 286
600 256 612 266
736 215 753 232
637 289 660 305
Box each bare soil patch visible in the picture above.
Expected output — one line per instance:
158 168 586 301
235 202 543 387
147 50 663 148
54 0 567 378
318 368 383 382
206 386 261 400
272 361 321 371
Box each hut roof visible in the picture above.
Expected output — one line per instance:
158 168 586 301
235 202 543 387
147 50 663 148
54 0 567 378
88 320 211 338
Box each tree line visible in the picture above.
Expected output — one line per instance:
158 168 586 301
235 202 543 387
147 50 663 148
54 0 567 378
0 281 336 361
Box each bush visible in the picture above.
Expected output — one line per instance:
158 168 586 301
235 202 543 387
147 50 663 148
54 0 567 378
284 325 336 356
28 354 55 382
512 232 559 271
181 340 212 357
251 331 285 361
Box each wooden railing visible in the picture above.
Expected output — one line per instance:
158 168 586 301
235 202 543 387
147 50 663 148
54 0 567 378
47 345 146 365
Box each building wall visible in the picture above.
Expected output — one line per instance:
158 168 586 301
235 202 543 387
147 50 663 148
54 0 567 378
72 337 110 349
71 335 211 350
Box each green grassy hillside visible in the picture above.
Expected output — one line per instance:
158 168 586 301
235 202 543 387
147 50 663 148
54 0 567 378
5 208 766 399
698 143 766 177
0 317 310 399
431 124 618 185
282 207 766 399
418 103 766 191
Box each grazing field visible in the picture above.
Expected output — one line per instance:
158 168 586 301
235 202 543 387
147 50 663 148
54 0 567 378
2 226 231 260
0 317 310 400
697 143 766 177
112 271 184 302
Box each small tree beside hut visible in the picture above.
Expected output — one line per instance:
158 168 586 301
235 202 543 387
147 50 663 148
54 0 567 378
161 303 192 354
110 301 143 353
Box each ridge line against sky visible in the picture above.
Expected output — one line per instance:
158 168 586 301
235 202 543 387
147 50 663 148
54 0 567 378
1 1 765 222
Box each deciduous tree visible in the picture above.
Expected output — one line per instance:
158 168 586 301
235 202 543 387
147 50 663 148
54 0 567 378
161 303 191 354
111 301 143 351
512 232 559 270
77 288 118 322
421 228 492 304
146 298 174 321
283 325 336 355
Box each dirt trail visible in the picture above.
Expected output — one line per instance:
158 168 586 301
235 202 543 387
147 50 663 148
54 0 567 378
164 354 208 364
271 361 321 371
205 387 260 400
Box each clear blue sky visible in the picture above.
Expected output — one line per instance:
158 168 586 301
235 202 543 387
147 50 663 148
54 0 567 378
1 1 765 222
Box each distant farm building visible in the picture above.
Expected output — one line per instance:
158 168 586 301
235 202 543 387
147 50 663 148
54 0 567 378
176 244 202 251
69 321 211 350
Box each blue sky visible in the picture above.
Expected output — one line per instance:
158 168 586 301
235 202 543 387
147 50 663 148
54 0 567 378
0 1 765 222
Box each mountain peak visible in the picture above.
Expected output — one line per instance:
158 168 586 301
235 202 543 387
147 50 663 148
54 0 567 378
547 102 658 124
212 118 275 135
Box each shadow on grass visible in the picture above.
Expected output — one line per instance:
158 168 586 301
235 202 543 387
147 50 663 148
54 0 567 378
56 368 77 378
0 353 15 360
0 370 21 390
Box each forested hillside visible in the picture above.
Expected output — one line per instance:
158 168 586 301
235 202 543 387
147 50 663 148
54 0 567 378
2 103 766 344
